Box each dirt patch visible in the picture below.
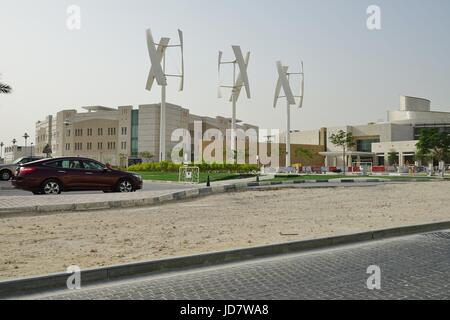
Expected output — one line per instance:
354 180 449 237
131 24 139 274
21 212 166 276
0 182 449 280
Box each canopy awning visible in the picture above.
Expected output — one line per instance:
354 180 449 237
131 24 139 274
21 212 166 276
319 151 375 157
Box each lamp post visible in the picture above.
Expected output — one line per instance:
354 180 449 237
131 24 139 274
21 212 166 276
31 142 34 157
64 120 71 157
23 133 29 148
0 142 3 160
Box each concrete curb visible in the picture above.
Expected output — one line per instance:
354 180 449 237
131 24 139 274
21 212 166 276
1 220 449 299
0 178 429 217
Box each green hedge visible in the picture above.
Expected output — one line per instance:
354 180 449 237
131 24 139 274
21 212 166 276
128 161 258 173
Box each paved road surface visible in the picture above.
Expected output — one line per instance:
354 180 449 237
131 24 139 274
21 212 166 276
0 180 196 197
23 230 450 300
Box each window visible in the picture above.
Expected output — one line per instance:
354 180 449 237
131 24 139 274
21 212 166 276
98 142 103 150
98 128 103 136
87 128 93 136
66 130 71 137
356 138 380 153
87 142 92 150
64 160 83 169
75 129 83 137
47 160 82 169
65 143 71 151
83 160 105 171
121 127 127 135
108 128 116 136
121 141 127 150
74 142 83 151
107 142 116 150
45 160 62 168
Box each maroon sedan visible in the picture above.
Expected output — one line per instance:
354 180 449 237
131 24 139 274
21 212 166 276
12 157 143 195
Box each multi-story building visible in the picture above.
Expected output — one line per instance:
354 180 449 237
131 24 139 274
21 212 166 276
283 96 450 168
35 103 259 166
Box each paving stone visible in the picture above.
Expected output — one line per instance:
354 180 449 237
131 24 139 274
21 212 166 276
31 230 450 300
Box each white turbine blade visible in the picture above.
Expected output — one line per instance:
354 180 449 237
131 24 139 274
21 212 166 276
218 51 223 98
146 29 169 89
178 29 184 92
232 46 251 99
276 61 296 105
146 37 170 90
230 51 250 102
298 61 304 108
273 71 282 108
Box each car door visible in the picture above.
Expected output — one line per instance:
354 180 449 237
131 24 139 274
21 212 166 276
43 159 85 190
61 159 86 190
80 160 110 189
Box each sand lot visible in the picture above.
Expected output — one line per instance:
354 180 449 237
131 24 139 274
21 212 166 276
0 181 449 280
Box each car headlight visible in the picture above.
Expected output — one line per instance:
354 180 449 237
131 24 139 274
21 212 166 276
132 173 142 181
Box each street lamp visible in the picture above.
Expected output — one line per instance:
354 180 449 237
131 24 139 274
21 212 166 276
23 133 30 148
30 142 34 157
0 142 3 160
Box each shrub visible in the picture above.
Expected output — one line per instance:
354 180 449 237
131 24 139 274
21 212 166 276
128 161 258 173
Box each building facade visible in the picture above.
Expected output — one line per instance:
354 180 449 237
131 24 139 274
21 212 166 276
2 145 35 164
35 103 259 166
278 96 450 168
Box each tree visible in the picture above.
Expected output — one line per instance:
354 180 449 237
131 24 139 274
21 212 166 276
42 144 52 158
0 82 12 94
416 128 450 164
388 150 398 166
329 130 356 175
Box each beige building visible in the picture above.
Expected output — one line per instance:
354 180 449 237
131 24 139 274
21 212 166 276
2 145 35 164
35 103 259 166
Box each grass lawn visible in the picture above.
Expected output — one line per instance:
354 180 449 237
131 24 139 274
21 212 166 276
136 171 255 183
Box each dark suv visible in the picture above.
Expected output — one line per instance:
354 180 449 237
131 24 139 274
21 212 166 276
12 157 143 195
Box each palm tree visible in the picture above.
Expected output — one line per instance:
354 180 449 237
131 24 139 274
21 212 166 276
0 82 12 94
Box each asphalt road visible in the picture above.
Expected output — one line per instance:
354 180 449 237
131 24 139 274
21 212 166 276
0 180 196 196
25 230 450 300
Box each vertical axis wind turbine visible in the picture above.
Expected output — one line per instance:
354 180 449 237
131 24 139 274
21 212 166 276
273 60 304 167
146 28 184 161
218 46 251 162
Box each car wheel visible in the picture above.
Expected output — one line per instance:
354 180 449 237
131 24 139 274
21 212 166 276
41 179 62 195
117 179 134 193
0 170 12 181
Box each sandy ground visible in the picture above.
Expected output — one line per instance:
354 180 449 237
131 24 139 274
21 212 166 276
0 181 449 280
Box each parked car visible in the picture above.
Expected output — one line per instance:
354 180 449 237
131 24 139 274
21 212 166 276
12 157 143 195
0 156 44 181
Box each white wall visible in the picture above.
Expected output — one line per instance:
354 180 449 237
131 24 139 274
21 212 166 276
279 130 320 145
400 96 430 112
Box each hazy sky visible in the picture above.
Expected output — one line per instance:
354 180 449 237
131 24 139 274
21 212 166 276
1 0 450 145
